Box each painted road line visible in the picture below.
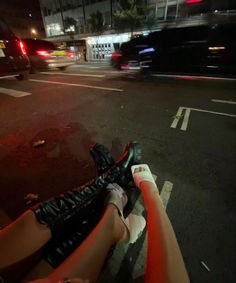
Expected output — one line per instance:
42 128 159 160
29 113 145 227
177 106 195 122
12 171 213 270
170 107 184 129
171 106 236 131
99 194 143 282
152 74 236 82
211 99 236 105
30 79 123 92
0 75 19 79
189 107 236 118
160 181 174 209
0 87 31 98
181 108 191 131
132 180 174 281
40 72 105 78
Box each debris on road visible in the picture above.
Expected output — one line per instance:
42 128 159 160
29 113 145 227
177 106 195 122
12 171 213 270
121 105 124 109
24 193 39 206
33 140 46 148
201 261 211 272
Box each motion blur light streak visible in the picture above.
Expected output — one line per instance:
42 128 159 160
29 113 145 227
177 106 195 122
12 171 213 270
186 0 204 4
36 50 51 57
19 41 27 55
208 46 226 51
139 48 155 55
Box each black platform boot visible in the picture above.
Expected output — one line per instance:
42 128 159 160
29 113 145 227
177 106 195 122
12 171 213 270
42 141 142 267
90 143 114 175
31 141 141 235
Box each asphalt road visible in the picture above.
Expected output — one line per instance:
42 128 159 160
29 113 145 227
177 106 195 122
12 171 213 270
0 64 236 283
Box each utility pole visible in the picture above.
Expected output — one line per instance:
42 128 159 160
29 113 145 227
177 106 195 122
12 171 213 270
110 0 113 28
176 0 180 19
58 0 65 32
164 0 169 20
82 0 86 32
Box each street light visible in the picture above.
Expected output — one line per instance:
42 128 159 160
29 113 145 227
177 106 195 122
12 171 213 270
31 28 37 39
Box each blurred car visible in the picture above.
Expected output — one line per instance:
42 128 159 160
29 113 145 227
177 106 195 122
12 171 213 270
0 17 30 80
113 22 236 76
142 23 236 76
22 39 75 73
111 35 148 70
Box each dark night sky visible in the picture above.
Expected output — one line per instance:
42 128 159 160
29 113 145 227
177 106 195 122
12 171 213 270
2 0 40 9
0 0 41 14
0 0 42 20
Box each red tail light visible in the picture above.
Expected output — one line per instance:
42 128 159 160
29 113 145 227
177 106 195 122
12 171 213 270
36 50 51 58
67 50 75 58
19 40 27 55
112 53 122 57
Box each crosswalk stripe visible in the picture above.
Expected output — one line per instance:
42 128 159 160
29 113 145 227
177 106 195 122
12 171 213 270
0 87 31 97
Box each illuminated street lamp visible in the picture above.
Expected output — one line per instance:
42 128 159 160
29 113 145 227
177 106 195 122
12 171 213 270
31 28 37 38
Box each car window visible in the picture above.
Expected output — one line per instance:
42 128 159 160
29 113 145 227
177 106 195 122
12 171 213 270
23 39 56 52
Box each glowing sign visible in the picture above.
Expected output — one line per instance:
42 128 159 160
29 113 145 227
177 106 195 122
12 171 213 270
186 0 204 4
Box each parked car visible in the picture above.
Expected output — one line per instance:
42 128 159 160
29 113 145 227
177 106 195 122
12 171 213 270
22 39 75 73
113 22 236 76
0 17 30 80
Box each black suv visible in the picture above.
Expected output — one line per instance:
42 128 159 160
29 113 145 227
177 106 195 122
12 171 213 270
115 22 236 77
0 17 30 80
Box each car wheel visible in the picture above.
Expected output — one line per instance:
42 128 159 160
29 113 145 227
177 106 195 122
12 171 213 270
16 71 29 80
58 66 67 71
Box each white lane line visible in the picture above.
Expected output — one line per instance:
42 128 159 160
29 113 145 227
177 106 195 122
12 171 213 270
181 108 191 131
0 75 19 79
132 234 147 281
211 99 236 105
171 106 236 131
189 107 236 117
160 181 173 209
29 79 123 92
0 87 31 97
170 107 184 129
100 194 145 282
152 74 236 82
132 180 173 280
40 72 105 78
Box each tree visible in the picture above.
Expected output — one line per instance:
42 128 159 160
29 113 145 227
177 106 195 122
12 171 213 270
114 0 148 37
64 17 77 34
88 11 105 35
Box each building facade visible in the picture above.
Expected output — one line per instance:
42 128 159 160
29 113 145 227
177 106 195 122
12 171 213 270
38 0 236 61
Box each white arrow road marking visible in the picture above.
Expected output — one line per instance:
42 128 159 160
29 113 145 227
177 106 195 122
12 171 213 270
0 87 31 97
211 99 236 105
30 79 123 92
132 180 173 280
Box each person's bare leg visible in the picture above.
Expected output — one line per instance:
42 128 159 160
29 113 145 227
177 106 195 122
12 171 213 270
133 166 190 283
49 204 126 283
0 210 51 269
